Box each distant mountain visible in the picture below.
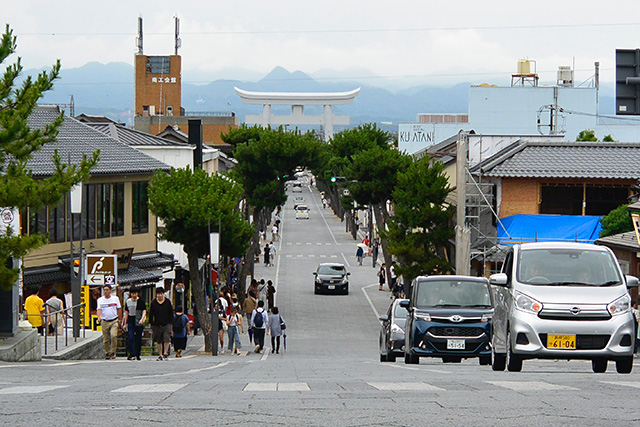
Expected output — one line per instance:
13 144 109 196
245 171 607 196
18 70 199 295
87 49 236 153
27 62 616 129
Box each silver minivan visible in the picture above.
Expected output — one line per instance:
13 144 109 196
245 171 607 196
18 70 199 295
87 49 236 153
490 242 638 374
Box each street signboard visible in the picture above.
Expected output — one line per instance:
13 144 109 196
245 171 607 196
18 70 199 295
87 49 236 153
85 254 117 286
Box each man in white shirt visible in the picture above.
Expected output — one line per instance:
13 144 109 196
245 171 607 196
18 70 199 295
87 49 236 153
271 224 278 241
97 284 122 360
251 300 269 353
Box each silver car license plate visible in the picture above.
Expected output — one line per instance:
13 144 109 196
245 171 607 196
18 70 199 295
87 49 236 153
328 285 335 290
447 339 465 350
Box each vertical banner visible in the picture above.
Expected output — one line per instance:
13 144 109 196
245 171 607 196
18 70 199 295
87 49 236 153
80 285 91 327
209 232 220 263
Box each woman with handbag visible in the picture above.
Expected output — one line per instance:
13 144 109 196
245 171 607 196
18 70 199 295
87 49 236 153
267 306 285 354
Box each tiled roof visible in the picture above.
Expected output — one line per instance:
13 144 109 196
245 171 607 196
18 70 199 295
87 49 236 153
479 141 640 179
87 123 192 148
595 231 640 253
26 106 171 177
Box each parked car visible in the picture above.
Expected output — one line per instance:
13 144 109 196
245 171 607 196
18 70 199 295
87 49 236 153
295 204 309 219
402 275 493 365
379 298 409 362
490 242 639 374
313 263 350 295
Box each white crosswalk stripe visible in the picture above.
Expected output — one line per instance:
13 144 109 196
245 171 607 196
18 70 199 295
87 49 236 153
486 381 578 391
244 382 310 391
111 384 187 393
0 385 68 394
367 382 443 391
600 381 640 389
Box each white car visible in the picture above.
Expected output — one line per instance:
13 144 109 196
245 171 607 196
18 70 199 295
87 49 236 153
295 204 309 219
291 182 303 193
293 196 305 209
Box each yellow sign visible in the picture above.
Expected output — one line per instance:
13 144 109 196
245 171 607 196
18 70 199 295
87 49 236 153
632 213 640 248
80 285 91 327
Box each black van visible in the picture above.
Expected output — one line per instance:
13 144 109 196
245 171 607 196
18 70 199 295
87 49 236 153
401 275 494 365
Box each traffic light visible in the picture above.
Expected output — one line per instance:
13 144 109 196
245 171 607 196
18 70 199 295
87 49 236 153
331 176 346 183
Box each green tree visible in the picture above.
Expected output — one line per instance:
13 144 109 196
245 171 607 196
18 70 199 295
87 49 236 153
599 204 633 238
0 25 98 290
148 167 252 352
382 156 454 282
223 126 324 299
603 134 615 142
576 130 598 141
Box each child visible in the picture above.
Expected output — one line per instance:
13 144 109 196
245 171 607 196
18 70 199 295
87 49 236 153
172 306 190 358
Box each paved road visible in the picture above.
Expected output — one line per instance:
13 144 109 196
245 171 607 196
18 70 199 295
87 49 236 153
2 181 640 426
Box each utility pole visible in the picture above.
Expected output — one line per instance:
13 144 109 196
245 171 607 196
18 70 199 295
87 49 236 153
455 133 470 275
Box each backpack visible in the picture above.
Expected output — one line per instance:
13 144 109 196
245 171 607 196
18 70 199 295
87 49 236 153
253 310 264 328
172 314 185 334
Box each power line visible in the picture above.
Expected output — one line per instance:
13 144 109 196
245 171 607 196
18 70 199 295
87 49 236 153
17 22 640 37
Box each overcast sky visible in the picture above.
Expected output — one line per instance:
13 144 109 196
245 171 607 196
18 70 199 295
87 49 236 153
6 1 640 86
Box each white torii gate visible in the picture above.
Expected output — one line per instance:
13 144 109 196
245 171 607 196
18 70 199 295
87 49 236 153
234 87 360 141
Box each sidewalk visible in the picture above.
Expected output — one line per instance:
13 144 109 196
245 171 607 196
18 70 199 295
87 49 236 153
41 329 103 360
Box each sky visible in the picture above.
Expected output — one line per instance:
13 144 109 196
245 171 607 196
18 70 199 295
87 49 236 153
5 0 640 87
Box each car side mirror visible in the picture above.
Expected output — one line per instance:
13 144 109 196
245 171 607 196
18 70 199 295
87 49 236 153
313 272 317 276
399 300 410 308
378 315 389 322
346 272 351 276
490 273 509 287
626 275 639 288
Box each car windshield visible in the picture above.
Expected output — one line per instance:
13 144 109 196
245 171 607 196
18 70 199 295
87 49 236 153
318 265 345 275
296 205 308 211
517 248 622 286
415 280 492 308
393 303 408 319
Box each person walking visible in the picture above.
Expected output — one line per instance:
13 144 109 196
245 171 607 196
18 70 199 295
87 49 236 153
271 223 279 241
96 284 122 360
267 280 276 311
269 241 276 266
172 306 190 358
378 263 386 291
268 307 285 354
372 240 379 267
45 288 65 336
226 306 244 354
257 279 268 307
243 291 257 344
216 292 229 353
390 262 397 292
356 246 364 266
264 243 271 267
251 300 268 353
24 286 44 334
149 287 173 361
122 287 146 361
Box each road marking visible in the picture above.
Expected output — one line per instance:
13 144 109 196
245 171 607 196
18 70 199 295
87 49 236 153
0 385 68 394
486 381 578 391
316 242 323 245
244 382 310 391
361 283 381 320
296 242 302 245
380 362 452 374
341 252 351 266
286 255 292 258
311 188 338 244
367 382 444 391
260 350 269 361
600 381 640 389
330 255 338 258
309 254 315 257
297 254 303 258
127 362 231 379
306 242 312 245
112 384 187 393
320 255 327 258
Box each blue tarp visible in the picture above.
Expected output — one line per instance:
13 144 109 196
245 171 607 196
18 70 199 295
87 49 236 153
497 214 603 245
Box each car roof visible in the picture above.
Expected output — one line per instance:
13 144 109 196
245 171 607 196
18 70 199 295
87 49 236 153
317 263 345 268
414 275 489 284
518 242 608 252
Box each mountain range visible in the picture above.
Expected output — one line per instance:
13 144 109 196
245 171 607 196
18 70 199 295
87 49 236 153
34 62 615 129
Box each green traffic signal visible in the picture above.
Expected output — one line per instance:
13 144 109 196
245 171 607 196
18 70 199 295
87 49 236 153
331 176 337 183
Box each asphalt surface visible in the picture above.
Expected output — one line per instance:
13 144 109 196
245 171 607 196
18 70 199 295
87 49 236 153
2 180 640 426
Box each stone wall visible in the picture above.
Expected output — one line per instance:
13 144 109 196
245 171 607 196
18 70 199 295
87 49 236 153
0 330 41 362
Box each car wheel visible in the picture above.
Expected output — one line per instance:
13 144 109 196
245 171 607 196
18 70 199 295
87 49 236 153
314 288 319 295
479 355 491 365
380 353 388 362
404 352 419 364
616 356 633 374
591 358 607 373
491 340 506 371
387 353 396 363
506 331 523 372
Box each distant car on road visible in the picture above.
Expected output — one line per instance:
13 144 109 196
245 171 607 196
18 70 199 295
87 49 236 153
402 275 493 365
293 196 305 209
291 181 303 193
379 298 408 362
295 204 309 219
314 263 350 295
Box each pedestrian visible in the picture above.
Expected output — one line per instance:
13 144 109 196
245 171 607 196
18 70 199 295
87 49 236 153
390 262 397 292
24 286 44 334
257 279 268 306
322 197 327 209
268 306 285 354
243 290 257 344
372 240 379 267
248 279 259 299
259 228 265 242
122 287 146 361
96 284 122 360
264 243 271 267
217 292 229 353
172 306 190 358
226 306 244 354
45 288 65 336
272 223 278 241
149 287 173 361
269 241 276 266
267 280 276 311
356 246 364 266
378 263 386 291
251 300 268 353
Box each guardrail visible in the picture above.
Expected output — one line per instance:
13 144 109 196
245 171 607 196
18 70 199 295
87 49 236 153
41 302 86 355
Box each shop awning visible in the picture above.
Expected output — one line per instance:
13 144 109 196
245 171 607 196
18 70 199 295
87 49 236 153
497 214 603 246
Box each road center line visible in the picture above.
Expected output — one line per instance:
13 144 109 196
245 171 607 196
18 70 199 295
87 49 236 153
311 185 338 244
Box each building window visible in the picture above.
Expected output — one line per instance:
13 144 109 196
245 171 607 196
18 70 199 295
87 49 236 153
540 185 582 215
132 181 149 234
47 199 66 243
585 186 629 216
146 56 171 75
97 184 111 238
112 183 124 236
